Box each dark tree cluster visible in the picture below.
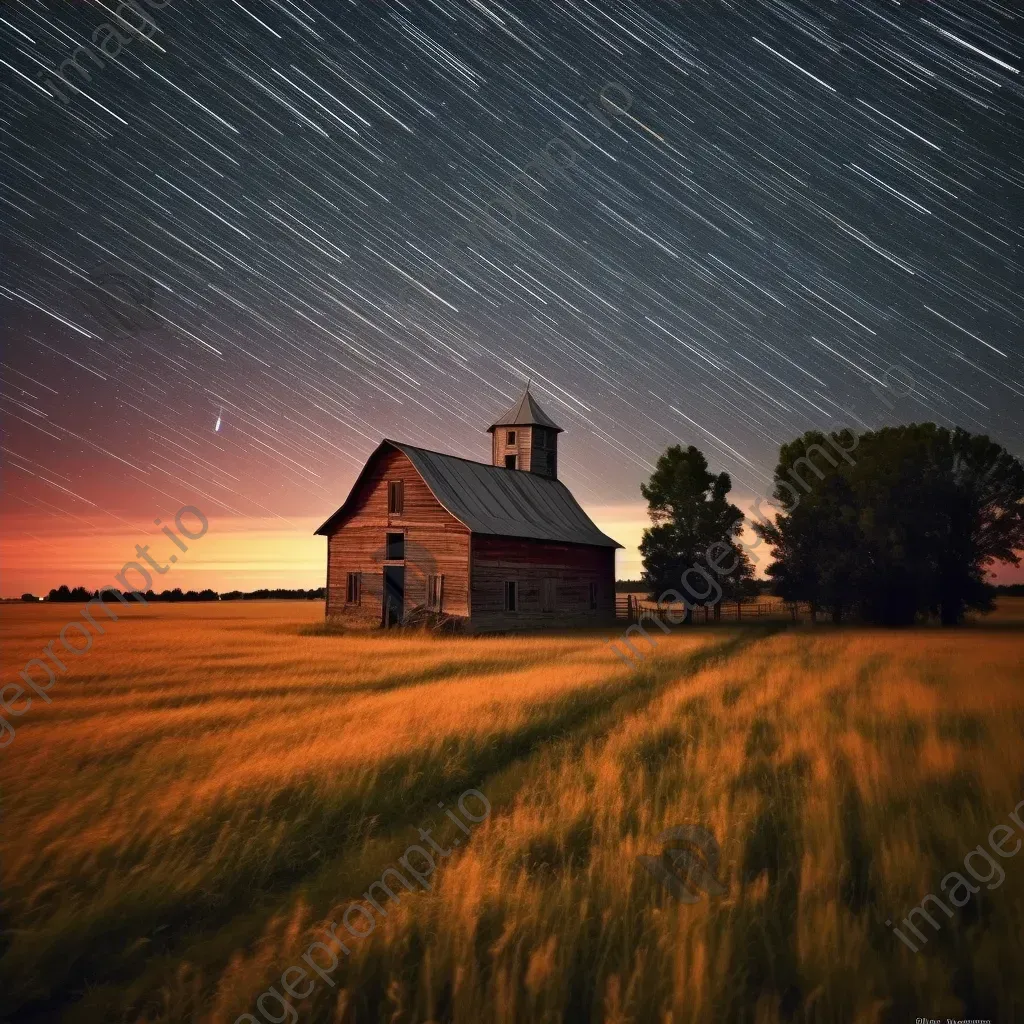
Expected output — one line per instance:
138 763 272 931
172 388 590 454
754 424 1024 625
46 586 93 603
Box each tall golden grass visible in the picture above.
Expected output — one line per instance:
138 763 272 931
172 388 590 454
1 600 1022 1022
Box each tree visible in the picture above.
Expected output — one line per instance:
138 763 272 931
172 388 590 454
20 593 38 602
850 425 1024 625
719 542 759 616
756 424 1024 625
640 445 746 620
753 431 859 623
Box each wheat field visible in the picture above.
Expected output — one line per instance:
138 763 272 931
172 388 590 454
1 600 1022 1024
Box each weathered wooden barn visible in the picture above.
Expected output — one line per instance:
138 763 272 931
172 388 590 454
315 388 621 632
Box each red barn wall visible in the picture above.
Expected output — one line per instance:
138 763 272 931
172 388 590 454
325 449 470 624
469 535 616 632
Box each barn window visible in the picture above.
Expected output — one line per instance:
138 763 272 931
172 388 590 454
346 573 361 604
427 574 445 611
386 532 405 560
589 582 598 610
506 430 516 446
388 480 404 514
542 578 556 612
505 454 517 469
534 429 545 449
504 581 518 612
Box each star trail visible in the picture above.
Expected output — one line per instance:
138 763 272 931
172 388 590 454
1 0 1022 589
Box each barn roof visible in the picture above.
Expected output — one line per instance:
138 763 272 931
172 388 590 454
315 440 621 548
486 387 563 433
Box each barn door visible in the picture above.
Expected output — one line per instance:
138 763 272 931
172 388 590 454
383 566 405 627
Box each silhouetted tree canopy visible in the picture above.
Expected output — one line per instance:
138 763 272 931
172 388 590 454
755 424 1024 625
639 444 754 618
47 585 92 603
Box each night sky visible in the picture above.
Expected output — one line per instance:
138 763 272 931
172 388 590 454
1 0 1022 592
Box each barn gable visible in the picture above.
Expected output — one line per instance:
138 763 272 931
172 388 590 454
318 445 471 623
315 443 463 535
316 439 620 549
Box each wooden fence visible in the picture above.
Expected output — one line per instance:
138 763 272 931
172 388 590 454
615 593 773 624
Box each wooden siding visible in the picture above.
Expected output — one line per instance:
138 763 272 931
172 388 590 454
325 448 470 624
469 535 615 632
490 425 556 479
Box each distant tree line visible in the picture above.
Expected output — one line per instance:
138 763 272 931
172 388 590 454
25 586 326 603
613 580 643 593
219 588 326 601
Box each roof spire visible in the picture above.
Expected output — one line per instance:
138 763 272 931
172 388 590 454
487 384 563 433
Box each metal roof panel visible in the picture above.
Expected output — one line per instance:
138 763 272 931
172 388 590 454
397 442 620 547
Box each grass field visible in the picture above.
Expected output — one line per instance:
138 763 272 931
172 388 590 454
1 600 1022 1023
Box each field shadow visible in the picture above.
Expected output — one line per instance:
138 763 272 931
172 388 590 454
724 733 811 1020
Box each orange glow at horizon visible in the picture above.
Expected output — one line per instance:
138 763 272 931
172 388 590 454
0 514 326 597
2 501 1020 598
0 505 657 596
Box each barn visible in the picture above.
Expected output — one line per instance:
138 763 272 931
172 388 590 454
315 388 622 632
